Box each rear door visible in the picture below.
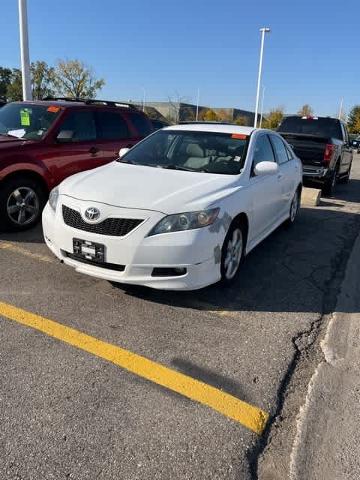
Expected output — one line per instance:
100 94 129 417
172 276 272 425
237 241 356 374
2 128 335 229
339 123 352 174
248 133 281 242
45 109 104 183
95 110 137 162
269 134 296 217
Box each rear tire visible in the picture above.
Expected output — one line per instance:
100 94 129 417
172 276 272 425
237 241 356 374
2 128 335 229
322 163 339 197
0 176 46 232
285 188 301 226
220 222 246 286
339 161 352 184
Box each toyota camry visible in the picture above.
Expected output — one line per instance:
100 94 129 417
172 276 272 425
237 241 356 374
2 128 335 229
42 123 302 290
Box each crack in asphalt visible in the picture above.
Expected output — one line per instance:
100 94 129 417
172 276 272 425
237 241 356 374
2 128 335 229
247 212 360 480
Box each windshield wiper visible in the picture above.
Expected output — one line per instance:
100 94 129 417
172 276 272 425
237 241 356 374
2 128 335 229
117 158 135 164
160 164 198 172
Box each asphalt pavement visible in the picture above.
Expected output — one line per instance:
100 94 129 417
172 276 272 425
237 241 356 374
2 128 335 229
0 157 360 480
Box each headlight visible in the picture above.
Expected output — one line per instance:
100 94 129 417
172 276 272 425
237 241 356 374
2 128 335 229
148 208 220 236
48 187 59 212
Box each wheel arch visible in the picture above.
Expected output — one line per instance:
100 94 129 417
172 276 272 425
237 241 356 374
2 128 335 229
0 170 50 197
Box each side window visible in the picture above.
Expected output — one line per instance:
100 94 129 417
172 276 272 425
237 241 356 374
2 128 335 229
96 111 129 140
341 123 349 144
285 144 294 160
128 113 152 137
59 111 96 142
270 135 289 165
252 134 275 168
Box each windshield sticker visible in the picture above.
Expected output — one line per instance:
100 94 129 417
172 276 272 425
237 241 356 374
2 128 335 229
47 106 60 113
231 134 248 140
20 109 30 126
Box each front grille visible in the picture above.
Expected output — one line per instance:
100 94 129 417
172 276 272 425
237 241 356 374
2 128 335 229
62 205 143 236
62 251 125 272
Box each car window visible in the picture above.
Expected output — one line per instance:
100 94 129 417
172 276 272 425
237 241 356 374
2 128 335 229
252 134 275 167
60 111 96 142
127 113 153 137
270 135 289 165
285 144 294 160
96 111 129 140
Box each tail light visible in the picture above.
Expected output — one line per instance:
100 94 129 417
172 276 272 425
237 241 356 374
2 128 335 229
323 144 336 166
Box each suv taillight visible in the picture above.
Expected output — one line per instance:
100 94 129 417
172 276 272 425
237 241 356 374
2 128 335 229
323 144 336 166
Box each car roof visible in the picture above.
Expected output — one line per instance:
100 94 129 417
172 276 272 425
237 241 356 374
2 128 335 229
11 99 143 111
164 123 256 135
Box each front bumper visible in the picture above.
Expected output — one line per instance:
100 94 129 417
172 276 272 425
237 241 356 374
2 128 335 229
42 198 222 291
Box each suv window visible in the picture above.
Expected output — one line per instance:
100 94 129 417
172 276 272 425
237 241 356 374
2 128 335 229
270 135 289 165
96 111 129 140
127 112 152 137
253 134 275 167
60 111 96 142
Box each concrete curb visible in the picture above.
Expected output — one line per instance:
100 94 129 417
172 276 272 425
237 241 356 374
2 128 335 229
301 187 321 207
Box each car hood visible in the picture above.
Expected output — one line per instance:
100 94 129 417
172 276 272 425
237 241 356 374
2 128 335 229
60 162 241 214
0 135 34 149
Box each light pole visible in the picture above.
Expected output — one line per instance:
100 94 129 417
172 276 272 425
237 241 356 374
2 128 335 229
196 88 200 121
254 27 270 128
142 87 146 112
338 98 344 120
259 86 266 128
18 0 32 101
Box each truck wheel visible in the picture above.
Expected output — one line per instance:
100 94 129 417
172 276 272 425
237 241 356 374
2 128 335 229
322 163 339 197
0 176 46 232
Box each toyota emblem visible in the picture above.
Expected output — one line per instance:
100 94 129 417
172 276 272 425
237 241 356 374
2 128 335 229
84 207 100 221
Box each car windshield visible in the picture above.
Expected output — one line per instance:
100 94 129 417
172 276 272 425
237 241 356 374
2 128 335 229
0 103 61 140
118 130 249 175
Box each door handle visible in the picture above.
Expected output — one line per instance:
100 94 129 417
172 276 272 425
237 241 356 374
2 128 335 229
89 146 99 154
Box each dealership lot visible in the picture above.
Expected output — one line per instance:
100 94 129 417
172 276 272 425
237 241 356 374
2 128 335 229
0 158 360 479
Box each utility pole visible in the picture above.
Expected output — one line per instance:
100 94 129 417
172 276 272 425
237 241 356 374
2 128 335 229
196 88 200 121
254 27 270 128
338 98 344 120
18 0 32 100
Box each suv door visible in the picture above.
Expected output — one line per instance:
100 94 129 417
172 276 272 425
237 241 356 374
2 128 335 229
248 134 281 242
95 110 137 162
269 134 296 217
47 109 104 183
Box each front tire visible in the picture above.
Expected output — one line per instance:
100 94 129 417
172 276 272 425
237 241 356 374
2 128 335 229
220 222 246 285
0 176 46 232
285 189 301 226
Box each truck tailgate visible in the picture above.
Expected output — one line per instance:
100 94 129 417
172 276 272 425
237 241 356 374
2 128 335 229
279 133 329 166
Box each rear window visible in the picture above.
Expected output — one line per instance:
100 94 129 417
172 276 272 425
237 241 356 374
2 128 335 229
128 113 153 137
96 111 129 140
278 117 343 140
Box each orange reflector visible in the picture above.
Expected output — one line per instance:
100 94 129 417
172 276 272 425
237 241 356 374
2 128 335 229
231 134 248 140
47 106 60 113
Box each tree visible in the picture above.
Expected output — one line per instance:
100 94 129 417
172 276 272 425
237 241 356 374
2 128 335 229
347 106 360 134
199 109 218 121
216 109 233 122
298 104 314 117
234 115 248 126
6 69 23 101
0 67 12 99
31 61 55 99
53 59 105 98
262 108 284 129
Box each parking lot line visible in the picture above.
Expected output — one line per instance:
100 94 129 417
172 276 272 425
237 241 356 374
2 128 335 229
0 242 55 263
0 300 268 435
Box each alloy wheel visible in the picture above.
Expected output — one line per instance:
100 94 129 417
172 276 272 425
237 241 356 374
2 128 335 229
6 187 40 226
223 228 243 280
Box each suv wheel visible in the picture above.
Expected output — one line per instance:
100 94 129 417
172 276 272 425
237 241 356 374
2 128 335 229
220 222 246 285
0 176 46 231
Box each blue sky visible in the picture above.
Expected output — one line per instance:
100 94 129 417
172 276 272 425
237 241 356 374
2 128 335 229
2 0 359 115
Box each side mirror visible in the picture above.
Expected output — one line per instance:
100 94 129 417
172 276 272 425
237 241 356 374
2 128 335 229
254 161 279 177
119 147 130 158
56 130 74 143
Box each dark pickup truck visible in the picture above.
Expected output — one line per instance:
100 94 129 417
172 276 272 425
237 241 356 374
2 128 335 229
277 116 353 195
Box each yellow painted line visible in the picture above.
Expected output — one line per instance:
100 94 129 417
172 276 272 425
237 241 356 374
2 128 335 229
0 301 268 434
0 242 54 264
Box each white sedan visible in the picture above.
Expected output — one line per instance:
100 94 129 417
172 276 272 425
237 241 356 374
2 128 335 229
42 124 302 290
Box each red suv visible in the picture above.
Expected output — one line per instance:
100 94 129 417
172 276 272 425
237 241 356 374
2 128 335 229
0 98 153 231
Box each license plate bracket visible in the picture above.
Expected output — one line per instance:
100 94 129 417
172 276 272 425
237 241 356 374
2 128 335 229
73 238 105 264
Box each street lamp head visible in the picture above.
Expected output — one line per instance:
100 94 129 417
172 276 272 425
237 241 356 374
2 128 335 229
260 27 271 33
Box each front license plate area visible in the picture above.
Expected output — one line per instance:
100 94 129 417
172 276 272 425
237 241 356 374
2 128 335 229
73 238 105 264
